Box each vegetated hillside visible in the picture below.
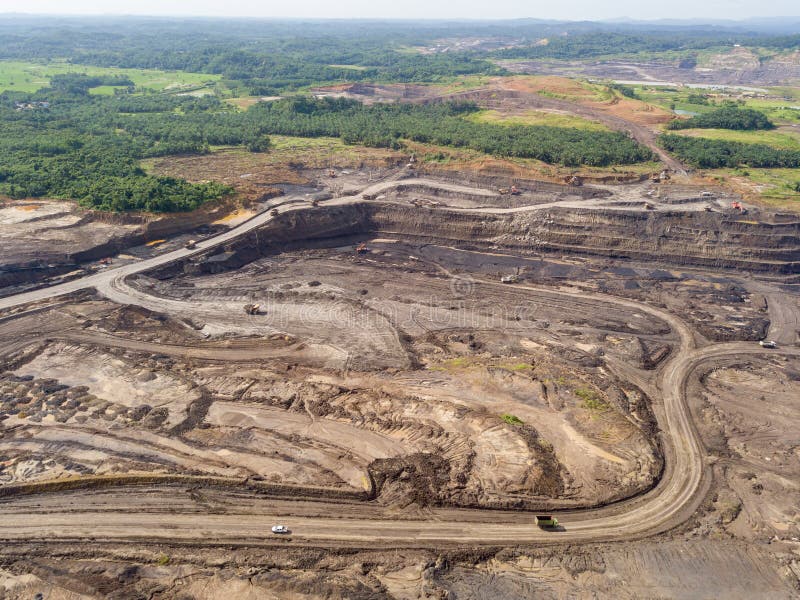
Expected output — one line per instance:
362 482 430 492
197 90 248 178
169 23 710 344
667 105 775 131
0 81 252 211
0 18 506 95
660 134 800 168
1 17 797 94
248 97 652 166
0 82 652 213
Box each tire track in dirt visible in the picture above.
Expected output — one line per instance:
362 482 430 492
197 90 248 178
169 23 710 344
0 178 796 548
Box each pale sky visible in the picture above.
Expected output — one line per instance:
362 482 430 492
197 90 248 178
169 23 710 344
0 0 798 21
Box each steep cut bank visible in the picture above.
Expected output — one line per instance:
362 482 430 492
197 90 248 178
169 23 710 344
0 198 240 291
171 203 800 276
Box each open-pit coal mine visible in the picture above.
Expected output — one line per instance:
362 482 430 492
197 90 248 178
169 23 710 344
1 171 799 599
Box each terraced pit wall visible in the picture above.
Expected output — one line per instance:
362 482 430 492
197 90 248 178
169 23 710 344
166 203 800 277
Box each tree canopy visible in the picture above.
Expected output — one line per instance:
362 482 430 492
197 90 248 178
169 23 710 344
667 106 775 131
660 134 800 169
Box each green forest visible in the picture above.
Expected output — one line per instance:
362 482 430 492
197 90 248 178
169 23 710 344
667 106 775 131
1 18 797 93
0 89 241 212
246 97 652 166
659 134 800 168
0 18 506 95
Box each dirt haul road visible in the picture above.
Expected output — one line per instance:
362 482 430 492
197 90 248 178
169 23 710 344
0 177 796 548
0 173 711 313
0 330 796 548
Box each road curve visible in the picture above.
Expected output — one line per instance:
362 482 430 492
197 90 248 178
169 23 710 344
0 178 795 548
0 346 795 547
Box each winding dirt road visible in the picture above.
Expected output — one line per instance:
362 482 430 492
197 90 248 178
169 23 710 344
0 177 796 548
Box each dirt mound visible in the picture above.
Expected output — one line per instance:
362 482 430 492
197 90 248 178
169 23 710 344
369 453 452 506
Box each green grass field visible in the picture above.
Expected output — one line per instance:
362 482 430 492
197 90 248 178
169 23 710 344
674 128 800 150
466 108 610 131
328 64 369 71
738 98 800 124
0 60 221 94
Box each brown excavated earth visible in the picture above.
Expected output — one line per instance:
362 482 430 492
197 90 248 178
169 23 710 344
1 170 799 599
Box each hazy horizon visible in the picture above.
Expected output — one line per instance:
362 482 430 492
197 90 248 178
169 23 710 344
2 1 799 22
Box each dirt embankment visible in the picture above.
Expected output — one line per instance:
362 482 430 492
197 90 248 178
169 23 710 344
168 202 800 276
0 197 246 290
1 536 795 599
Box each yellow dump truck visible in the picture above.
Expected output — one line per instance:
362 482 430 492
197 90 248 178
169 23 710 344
535 515 559 529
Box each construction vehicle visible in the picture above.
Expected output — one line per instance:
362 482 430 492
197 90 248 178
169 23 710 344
535 515 559 529
311 199 320 207
184 239 197 250
510 185 521 195
501 274 520 284
243 303 261 315
759 340 778 349
498 187 511 195
271 208 279 217
355 242 368 254
327 169 337 178
731 201 748 215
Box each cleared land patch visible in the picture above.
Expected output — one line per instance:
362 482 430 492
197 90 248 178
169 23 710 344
497 75 612 102
674 128 800 150
466 108 610 131
144 136 403 202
